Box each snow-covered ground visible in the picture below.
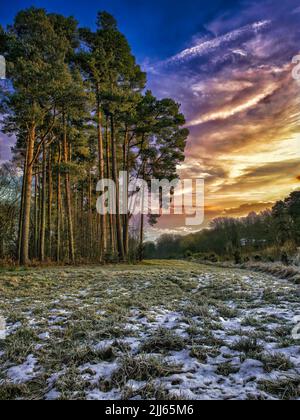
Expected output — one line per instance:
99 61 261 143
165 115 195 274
0 261 299 400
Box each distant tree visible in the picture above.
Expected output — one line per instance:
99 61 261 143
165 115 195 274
272 200 292 245
151 191 300 262
285 191 300 244
144 242 156 259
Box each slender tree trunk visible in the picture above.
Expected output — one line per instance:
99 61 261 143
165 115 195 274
123 129 129 259
105 117 115 255
20 124 36 265
111 115 125 261
39 144 46 261
62 114 75 263
74 187 78 258
47 146 53 259
138 166 146 262
123 215 129 259
88 169 93 257
56 144 62 262
18 141 29 262
139 213 144 262
34 171 39 258
96 92 107 261
80 188 85 258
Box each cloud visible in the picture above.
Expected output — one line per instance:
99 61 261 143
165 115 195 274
222 202 274 216
0 132 15 164
188 82 278 126
146 1 300 239
163 20 271 65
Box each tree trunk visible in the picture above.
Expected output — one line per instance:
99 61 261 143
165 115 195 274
39 144 46 262
88 169 93 257
62 114 75 264
47 146 53 259
18 141 29 262
123 129 129 259
56 145 62 262
20 124 35 265
138 166 146 262
105 117 115 255
139 213 144 262
80 188 85 258
34 171 39 259
111 115 124 261
96 92 107 261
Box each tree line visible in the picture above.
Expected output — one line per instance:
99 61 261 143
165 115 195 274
0 8 188 265
145 191 300 263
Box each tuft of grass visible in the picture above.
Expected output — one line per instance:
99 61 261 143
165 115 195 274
216 362 240 376
54 367 89 400
0 383 27 400
190 346 219 363
278 337 299 348
4 328 39 364
259 376 300 400
196 330 225 348
259 352 294 373
218 305 239 319
185 322 200 337
111 354 182 387
241 317 262 327
262 288 279 304
231 337 263 357
0 377 48 401
39 340 117 372
140 328 185 354
183 303 212 318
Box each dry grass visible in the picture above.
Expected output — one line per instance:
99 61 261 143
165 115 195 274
0 260 299 400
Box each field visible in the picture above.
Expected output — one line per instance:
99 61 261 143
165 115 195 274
0 260 299 400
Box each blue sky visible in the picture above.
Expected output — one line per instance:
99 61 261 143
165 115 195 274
1 0 300 238
0 0 243 61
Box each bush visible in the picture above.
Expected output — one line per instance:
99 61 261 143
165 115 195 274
184 250 193 258
209 254 218 263
281 252 289 266
234 250 242 264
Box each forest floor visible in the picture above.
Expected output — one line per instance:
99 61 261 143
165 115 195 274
0 260 299 400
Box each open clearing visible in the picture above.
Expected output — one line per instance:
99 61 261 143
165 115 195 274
0 260 299 400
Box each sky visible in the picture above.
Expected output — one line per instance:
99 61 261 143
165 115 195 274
1 0 300 240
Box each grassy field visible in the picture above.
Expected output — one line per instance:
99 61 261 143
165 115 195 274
0 260 299 400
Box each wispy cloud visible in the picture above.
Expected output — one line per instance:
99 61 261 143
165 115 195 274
164 20 271 65
189 82 278 126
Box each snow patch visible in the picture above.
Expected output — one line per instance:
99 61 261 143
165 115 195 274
6 355 40 384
